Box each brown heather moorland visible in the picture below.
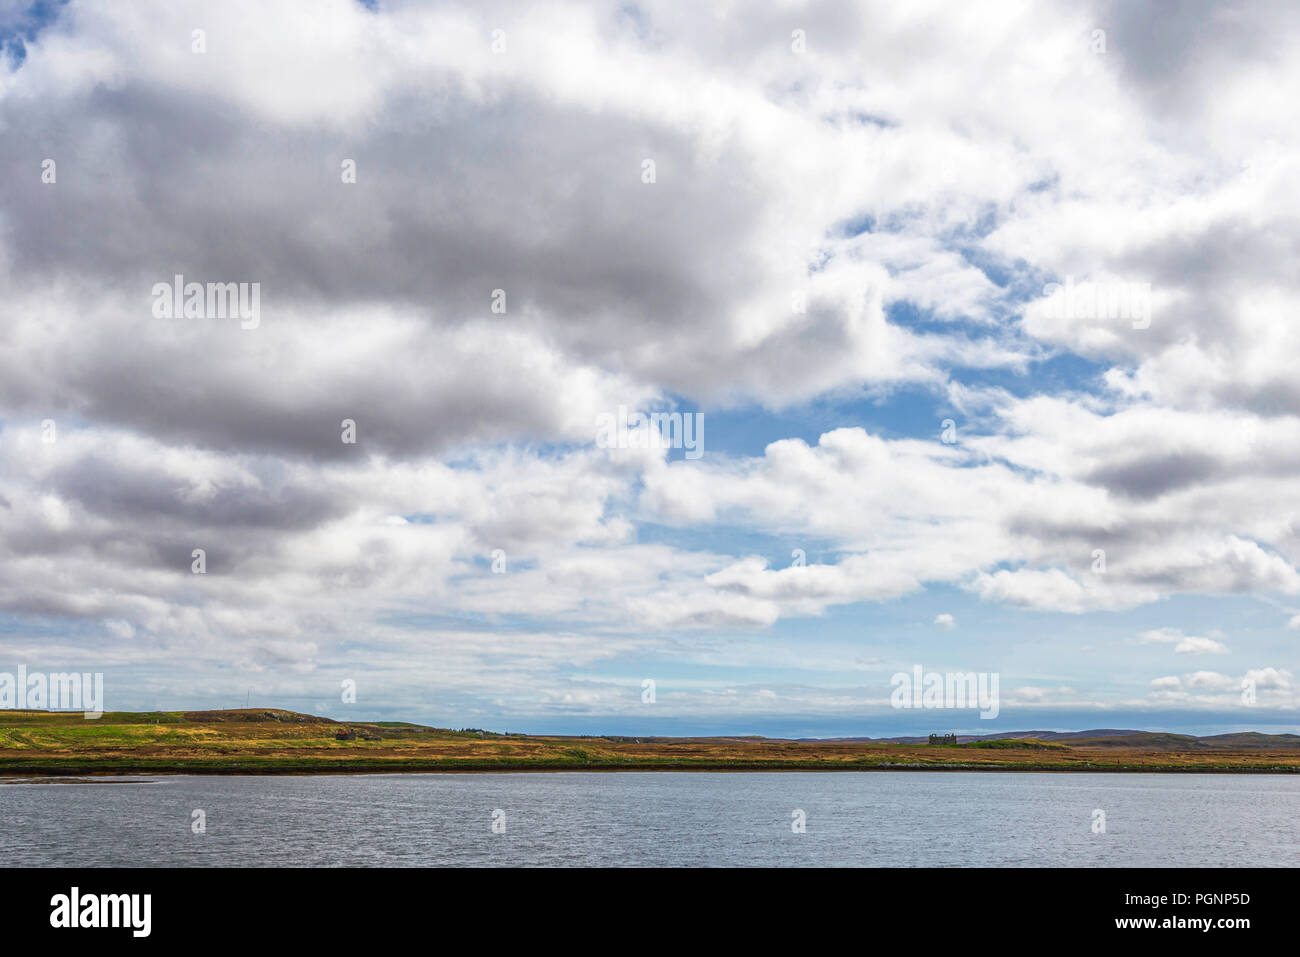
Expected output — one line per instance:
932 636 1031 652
2 709 1299 774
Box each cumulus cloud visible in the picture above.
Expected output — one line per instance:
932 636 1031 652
1138 628 1229 655
1148 667 1294 708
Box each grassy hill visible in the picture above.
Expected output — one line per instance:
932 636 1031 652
3 710 1300 774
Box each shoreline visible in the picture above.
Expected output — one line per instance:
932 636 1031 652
4 761 1300 776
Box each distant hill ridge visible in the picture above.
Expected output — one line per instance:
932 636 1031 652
814 729 1300 750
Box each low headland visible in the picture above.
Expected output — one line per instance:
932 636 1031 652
2 709 1300 775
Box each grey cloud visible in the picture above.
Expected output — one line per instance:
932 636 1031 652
1085 450 1224 500
49 453 345 529
1096 0 1299 119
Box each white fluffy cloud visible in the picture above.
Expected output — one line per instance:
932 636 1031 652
1139 628 1230 656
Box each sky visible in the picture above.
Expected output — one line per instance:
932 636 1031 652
1 0 1299 737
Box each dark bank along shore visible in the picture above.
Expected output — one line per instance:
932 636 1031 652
5 765 1300 777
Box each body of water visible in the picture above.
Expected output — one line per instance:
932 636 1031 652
3 771 1296 866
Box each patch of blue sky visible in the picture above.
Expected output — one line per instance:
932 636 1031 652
952 244 1054 308
879 300 1113 401
676 387 948 459
950 350 1112 400
835 212 876 237
632 521 841 565
0 0 65 67
398 512 449 525
0 611 104 639
884 299 1007 340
